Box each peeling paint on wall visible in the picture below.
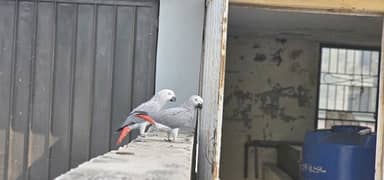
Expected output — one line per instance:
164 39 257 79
221 36 319 180
253 53 267 62
255 83 312 119
271 48 284 66
275 38 287 44
290 49 303 60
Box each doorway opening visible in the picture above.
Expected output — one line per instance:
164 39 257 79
221 5 382 180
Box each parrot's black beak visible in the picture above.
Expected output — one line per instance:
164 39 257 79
196 103 203 109
170 96 176 102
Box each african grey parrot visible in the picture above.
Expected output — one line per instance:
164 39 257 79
115 89 176 145
150 95 203 141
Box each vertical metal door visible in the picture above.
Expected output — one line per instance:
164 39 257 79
0 0 158 179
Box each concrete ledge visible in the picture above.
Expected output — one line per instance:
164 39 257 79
56 132 194 180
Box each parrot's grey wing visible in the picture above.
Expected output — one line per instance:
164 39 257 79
153 107 188 128
132 102 149 112
128 111 148 116
132 99 160 113
116 111 149 132
164 107 188 117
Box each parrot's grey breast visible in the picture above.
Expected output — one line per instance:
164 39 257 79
153 107 195 132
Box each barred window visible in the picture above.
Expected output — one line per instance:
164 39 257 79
317 46 380 131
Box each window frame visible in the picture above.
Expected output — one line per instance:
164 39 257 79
315 43 382 131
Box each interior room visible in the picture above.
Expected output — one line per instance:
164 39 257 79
220 5 382 180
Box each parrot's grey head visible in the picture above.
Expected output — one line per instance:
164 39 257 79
189 95 203 109
157 89 176 102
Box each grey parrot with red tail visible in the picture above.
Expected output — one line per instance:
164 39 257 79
115 89 176 145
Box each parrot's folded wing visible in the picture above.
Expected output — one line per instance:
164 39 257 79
116 111 154 132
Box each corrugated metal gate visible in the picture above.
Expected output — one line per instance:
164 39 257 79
0 0 158 179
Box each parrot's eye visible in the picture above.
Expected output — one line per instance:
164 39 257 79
168 92 172 96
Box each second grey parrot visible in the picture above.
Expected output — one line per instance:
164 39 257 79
150 95 204 141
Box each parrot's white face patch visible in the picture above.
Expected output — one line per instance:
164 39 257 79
190 95 203 108
157 89 177 102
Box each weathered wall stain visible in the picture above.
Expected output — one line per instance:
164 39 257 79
256 84 284 119
290 62 301 72
290 49 303 60
253 53 267 62
223 37 318 129
296 85 311 106
271 48 284 66
279 108 297 122
221 36 319 180
254 83 312 120
224 94 233 106
233 104 253 128
234 90 253 102
224 90 254 128
224 81 313 127
226 70 240 74
275 38 287 44
290 61 310 74
262 128 267 140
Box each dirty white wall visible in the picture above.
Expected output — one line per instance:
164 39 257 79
220 35 320 180
155 0 205 105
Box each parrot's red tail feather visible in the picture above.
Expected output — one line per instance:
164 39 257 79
136 114 156 124
116 127 131 145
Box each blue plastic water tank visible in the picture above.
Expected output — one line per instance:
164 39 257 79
302 125 376 180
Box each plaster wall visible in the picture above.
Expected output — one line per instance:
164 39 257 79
220 35 320 180
155 0 205 106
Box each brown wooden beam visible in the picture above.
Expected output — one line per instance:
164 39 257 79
198 0 229 179
375 18 384 180
230 0 384 15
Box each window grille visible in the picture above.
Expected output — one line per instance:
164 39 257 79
317 46 380 131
